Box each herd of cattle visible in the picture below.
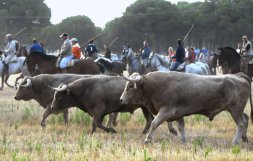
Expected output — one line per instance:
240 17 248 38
13 70 253 145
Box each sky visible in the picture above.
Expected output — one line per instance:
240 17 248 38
44 0 203 28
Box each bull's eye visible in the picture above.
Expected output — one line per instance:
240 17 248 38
129 84 134 88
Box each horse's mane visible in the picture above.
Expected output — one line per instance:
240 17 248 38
154 54 170 67
221 47 240 59
30 52 57 61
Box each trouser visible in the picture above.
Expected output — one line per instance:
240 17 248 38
56 55 63 68
241 56 253 74
170 61 183 71
2 54 15 74
59 55 73 69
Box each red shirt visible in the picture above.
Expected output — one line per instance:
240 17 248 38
168 51 176 62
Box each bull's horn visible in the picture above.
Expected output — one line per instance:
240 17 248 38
122 74 142 83
20 78 32 87
50 84 68 92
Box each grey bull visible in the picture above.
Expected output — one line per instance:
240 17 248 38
50 75 180 134
120 71 253 144
14 74 93 127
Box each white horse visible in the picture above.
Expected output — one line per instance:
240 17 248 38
127 50 210 75
0 54 30 90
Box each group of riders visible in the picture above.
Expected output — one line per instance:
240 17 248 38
1 32 253 75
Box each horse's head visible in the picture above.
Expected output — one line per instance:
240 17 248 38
17 45 28 57
24 53 38 76
217 47 240 74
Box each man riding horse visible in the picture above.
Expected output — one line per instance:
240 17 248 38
241 35 253 74
56 33 73 73
2 34 16 74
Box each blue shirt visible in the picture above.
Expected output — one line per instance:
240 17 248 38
30 43 44 54
141 46 151 59
174 45 185 63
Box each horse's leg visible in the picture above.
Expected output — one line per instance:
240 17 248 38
0 73 3 90
5 75 14 88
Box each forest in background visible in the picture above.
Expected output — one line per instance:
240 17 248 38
1 0 253 53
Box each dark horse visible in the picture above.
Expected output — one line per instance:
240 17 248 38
217 47 241 74
19 46 100 76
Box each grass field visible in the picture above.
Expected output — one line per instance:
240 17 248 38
0 76 253 161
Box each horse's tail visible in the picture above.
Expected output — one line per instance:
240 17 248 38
236 72 253 123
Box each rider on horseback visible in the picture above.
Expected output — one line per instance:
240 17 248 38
56 33 73 72
241 35 253 74
170 39 185 71
29 39 45 55
140 40 151 68
2 34 16 74
85 40 98 60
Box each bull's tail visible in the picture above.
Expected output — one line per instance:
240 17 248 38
236 72 253 123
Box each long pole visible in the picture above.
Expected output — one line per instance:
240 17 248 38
72 33 101 55
108 37 119 47
183 24 194 42
13 27 27 38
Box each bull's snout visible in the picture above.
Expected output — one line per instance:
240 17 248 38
14 96 19 100
120 97 127 104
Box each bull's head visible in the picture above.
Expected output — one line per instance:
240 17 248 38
120 73 145 105
50 84 74 111
14 77 33 101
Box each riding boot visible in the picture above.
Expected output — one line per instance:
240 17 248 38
4 63 9 74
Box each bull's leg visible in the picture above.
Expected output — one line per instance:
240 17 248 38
106 113 118 128
241 113 249 143
176 118 186 143
145 108 170 143
41 107 52 127
141 107 154 134
229 111 247 144
92 115 116 133
166 121 177 136
63 109 69 126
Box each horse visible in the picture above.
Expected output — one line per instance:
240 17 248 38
217 47 241 74
206 53 218 75
126 49 210 75
19 46 100 76
94 57 126 75
0 50 30 90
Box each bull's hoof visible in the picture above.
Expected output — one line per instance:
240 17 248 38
109 128 116 133
113 121 118 126
242 136 248 143
169 128 178 136
0 88 3 91
144 137 152 144
40 122 46 128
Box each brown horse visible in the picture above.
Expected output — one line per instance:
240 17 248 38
19 46 100 76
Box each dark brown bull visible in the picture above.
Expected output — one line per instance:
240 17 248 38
50 75 179 134
120 72 252 144
14 74 93 127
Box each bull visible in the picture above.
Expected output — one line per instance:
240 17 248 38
14 74 92 127
120 71 253 144
50 75 180 134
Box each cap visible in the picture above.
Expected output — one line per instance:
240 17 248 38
59 33 68 37
242 35 248 39
70 38 78 42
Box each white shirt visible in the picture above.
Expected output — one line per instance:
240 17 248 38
4 40 16 55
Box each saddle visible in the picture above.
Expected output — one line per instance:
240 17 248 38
66 58 80 67
176 62 186 71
